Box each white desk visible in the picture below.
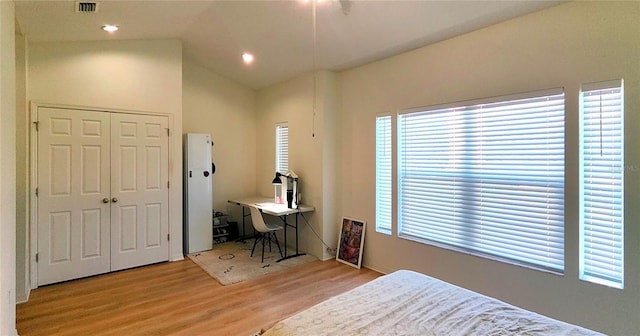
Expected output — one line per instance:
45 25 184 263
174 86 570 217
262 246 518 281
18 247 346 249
228 197 314 262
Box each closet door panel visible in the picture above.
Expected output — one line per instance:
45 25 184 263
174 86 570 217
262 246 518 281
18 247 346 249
37 107 111 285
110 113 169 271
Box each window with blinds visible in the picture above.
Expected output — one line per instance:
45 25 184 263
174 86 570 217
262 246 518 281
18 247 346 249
398 89 565 272
376 114 392 235
579 80 624 289
276 123 289 172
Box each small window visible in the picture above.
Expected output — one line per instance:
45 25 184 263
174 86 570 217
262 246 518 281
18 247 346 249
376 114 392 235
579 80 624 289
276 123 289 172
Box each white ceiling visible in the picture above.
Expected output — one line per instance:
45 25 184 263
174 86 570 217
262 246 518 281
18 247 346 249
14 0 564 89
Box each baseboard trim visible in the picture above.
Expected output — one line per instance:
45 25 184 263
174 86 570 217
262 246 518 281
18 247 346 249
16 288 30 304
171 253 185 262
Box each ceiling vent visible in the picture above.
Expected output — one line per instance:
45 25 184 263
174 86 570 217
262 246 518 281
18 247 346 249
75 1 99 13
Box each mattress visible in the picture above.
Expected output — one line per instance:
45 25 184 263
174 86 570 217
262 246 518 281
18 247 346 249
262 270 603 336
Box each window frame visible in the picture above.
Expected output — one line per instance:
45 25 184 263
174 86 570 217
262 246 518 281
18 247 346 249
275 122 289 172
579 79 624 289
397 88 566 273
375 113 393 235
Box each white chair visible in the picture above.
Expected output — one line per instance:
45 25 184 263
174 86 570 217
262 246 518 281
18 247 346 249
248 205 284 263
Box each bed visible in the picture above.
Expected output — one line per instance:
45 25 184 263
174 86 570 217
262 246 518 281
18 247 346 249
261 270 603 336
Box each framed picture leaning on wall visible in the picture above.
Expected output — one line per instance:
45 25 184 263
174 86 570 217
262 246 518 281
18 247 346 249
336 217 366 269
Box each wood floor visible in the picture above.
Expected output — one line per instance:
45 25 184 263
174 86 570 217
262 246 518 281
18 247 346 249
17 258 381 336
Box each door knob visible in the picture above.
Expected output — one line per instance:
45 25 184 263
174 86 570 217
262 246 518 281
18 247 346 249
102 198 110 203
111 197 118 203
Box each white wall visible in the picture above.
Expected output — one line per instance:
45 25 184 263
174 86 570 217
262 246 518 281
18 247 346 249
24 39 185 290
256 71 340 259
0 0 17 334
319 71 341 259
15 31 28 303
339 2 639 334
182 60 257 224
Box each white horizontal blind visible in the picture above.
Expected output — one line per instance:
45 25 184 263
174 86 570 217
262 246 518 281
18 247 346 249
376 115 392 235
398 90 565 272
579 80 624 289
276 123 289 172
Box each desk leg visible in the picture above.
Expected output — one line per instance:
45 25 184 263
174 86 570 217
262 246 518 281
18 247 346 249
282 215 288 259
297 214 302 254
242 207 246 237
277 212 306 262
235 206 255 242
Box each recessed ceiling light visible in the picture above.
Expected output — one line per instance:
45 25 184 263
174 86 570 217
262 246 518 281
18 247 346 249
102 25 119 33
242 52 254 64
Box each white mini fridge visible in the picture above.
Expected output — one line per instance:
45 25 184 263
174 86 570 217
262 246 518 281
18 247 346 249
183 133 213 254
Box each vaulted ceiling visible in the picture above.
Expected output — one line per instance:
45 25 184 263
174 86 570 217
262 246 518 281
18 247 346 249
15 0 563 89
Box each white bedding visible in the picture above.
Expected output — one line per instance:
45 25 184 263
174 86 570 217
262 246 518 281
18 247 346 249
262 270 603 336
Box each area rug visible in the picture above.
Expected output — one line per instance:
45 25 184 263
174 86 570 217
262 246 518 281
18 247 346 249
187 240 318 285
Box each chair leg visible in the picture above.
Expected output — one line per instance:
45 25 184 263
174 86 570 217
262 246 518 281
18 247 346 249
261 233 266 263
268 232 273 252
251 234 260 257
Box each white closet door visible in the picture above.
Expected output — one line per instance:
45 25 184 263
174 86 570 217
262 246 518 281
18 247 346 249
37 107 111 285
110 113 169 271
